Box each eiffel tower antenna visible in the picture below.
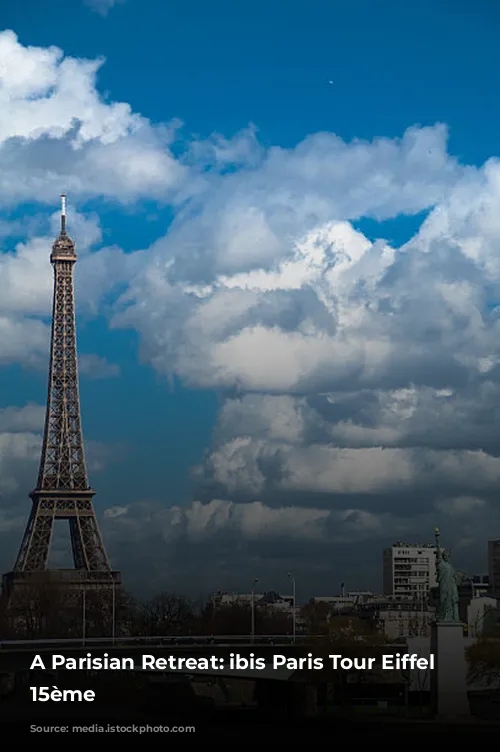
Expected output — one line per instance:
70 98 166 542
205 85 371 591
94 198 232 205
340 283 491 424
61 193 66 232
3 196 120 594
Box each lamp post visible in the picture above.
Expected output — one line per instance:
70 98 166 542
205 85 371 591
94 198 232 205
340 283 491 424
251 578 259 644
288 572 296 643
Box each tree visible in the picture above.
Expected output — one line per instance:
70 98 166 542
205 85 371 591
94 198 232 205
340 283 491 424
196 599 292 636
257 607 292 636
467 634 500 687
197 601 250 636
136 592 195 636
1 575 137 640
81 586 136 638
4 573 74 639
300 601 331 635
307 614 388 712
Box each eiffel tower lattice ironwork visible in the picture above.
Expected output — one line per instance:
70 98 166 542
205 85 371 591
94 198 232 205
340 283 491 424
3 196 120 592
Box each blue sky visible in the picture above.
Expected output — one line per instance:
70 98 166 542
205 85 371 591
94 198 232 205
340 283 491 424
1 0 500 598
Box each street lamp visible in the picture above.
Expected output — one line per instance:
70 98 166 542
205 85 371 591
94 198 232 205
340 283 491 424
251 578 259 644
288 572 296 643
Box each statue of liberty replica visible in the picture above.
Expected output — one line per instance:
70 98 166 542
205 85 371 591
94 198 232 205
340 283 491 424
434 527 461 622
431 527 470 718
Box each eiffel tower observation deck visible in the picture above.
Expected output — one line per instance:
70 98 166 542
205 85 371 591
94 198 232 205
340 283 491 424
3 197 120 594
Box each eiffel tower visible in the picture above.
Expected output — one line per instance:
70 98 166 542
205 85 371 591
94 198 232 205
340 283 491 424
3 196 120 594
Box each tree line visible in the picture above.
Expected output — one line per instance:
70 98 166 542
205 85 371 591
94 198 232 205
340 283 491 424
0 577 386 642
0 580 299 640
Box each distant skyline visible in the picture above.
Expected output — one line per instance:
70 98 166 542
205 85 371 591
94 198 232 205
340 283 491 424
1 0 500 598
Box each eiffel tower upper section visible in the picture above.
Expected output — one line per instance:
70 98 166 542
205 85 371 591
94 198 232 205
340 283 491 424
37 194 89 492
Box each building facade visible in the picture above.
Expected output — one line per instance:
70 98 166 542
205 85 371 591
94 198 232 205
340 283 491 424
470 573 489 596
376 605 434 639
383 542 438 601
312 592 374 611
212 591 293 611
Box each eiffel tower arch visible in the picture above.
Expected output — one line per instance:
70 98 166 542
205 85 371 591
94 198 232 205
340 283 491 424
2 197 120 598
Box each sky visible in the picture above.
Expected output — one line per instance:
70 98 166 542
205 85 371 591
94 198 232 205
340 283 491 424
1 0 500 600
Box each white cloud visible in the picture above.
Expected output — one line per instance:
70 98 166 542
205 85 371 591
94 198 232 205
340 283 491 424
203 386 500 465
0 316 49 368
0 31 185 206
202 436 500 497
0 404 44 432
103 498 396 544
0 430 41 496
120 186 500 394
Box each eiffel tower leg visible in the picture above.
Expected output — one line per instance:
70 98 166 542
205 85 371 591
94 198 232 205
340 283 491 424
69 517 86 569
13 506 36 570
70 514 110 571
14 505 54 571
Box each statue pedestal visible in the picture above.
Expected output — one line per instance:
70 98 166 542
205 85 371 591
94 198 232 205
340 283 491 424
431 621 470 718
